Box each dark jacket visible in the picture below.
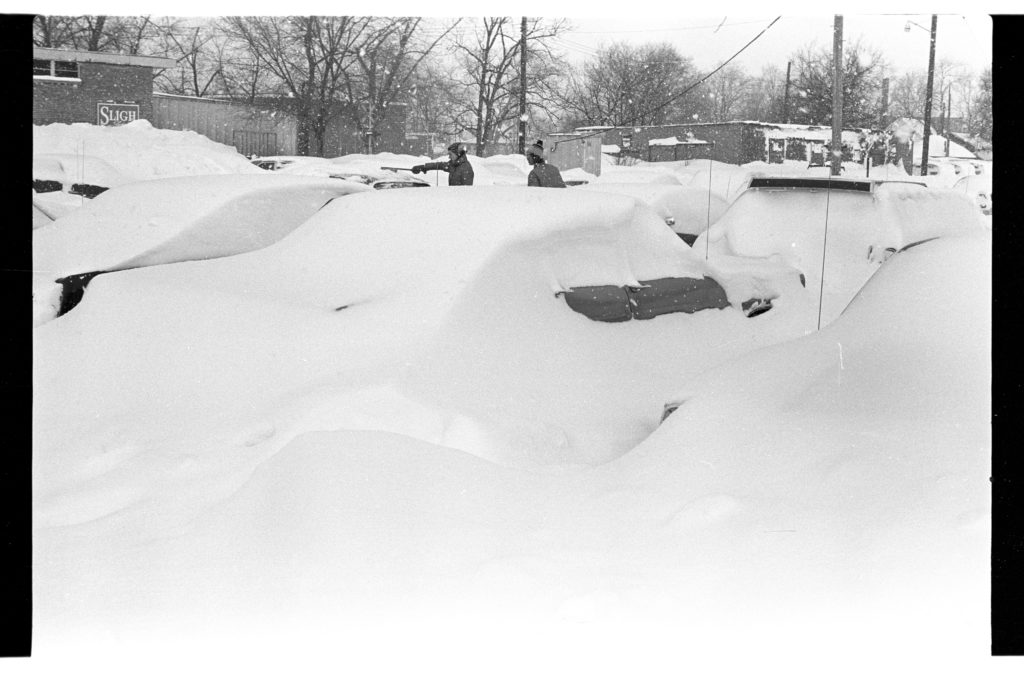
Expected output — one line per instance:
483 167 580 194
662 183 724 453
422 155 475 186
527 161 566 188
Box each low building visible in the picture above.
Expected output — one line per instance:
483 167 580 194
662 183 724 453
152 93 299 157
33 47 176 127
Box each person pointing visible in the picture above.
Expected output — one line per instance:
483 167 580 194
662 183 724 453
412 142 475 186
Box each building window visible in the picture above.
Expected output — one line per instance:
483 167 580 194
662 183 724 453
33 59 79 80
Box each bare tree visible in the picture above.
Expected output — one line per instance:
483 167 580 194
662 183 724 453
152 19 223 97
560 41 698 128
695 64 750 123
341 17 460 153
974 67 991 141
451 17 568 155
219 16 370 155
738 63 786 123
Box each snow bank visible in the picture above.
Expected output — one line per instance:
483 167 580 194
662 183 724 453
33 120 262 180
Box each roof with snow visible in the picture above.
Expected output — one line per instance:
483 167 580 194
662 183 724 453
34 46 176 69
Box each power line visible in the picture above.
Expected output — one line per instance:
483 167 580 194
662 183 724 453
569 19 775 34
561 16 782 144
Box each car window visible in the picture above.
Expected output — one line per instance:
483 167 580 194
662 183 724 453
560 285 632 323
560 277 732 323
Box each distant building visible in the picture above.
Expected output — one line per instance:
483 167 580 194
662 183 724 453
33 47 176 126
576 121 880 165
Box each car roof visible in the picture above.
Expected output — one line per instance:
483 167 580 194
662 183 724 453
745 176 927 193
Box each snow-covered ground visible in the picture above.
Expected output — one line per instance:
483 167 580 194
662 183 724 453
26 123 1000 676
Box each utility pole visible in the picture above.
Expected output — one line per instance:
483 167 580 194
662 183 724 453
518 17 527 155
880 77 889 128
783 61 792 124
831 15 844 177
945 87 952 156
921 14 937 176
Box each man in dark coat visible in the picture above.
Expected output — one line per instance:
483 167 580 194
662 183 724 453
412 142 474 186
525 140 566 188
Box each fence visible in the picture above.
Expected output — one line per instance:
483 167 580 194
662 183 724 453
152 93 297 157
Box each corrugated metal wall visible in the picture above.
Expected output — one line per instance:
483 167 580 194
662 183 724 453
152 94 297 156
544 135 602 176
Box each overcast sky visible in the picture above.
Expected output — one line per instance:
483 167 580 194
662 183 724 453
558 15 993 75
30 4 998 78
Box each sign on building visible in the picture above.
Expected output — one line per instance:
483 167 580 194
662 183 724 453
97 101 140 126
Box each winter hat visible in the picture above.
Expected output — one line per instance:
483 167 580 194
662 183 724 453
447 142 467 155
526 139 545 157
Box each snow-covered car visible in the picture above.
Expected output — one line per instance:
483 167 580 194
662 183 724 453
695 175 984 327
34 186 813 476
579 183 729 245
952 173 992 217
32 174 372 326
249 155 316 171
33 153 131 222
275 158 431 189
32 191 991 670
592 165 684 185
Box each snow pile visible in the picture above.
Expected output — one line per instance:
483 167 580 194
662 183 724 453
593 165 682 185
477 153 531 185
562 167 598 184
33 119 263 180
579 183 728 235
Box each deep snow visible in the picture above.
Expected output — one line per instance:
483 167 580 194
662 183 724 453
25 121 1000 676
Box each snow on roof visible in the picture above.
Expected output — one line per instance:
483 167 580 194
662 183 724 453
33 174 370 277
649 136 709 146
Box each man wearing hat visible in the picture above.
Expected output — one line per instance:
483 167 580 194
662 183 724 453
412 142 475 186
525 140 566 188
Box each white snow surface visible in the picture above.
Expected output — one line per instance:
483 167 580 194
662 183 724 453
33 119 263 180
33 153 130 188
578 182 728 235
26 136 1000 675
33 174 370 278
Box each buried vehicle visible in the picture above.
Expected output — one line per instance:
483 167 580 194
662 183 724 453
694 175 983 328
579 183 729 245
32 174 372 326
952 172 992 219
34 187 815 479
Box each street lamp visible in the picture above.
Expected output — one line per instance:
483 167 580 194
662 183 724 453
905 15 937 176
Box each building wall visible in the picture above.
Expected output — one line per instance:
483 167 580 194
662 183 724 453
34 62 154 125
647 143 713 162
592 123 769 165
152 94 298 156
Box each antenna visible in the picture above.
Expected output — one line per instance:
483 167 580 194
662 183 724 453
704 153 713 261
816 181 833 330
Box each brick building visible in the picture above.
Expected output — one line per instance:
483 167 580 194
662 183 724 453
33 47 176 126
